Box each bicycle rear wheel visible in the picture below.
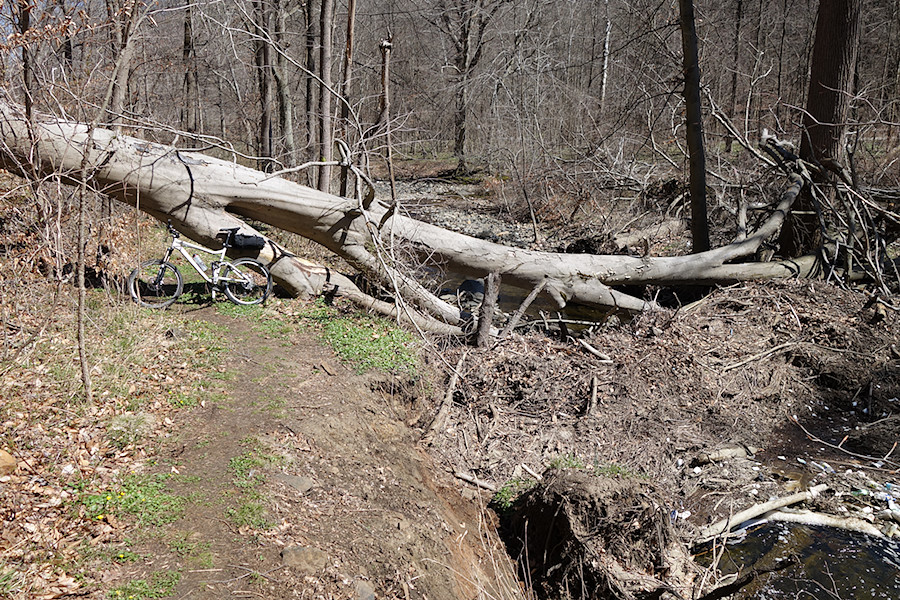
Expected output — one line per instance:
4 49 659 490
223 258 272 305
128 259 183 308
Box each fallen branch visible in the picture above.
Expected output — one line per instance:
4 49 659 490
691 446 759 467
454 471 497 492
696 557 797 600
765 509 884 537
696 483 828 543
576 338 613 364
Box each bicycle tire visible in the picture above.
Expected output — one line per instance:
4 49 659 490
128 259 183 308
223 258 272 305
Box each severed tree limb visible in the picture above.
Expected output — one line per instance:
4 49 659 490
497 279 546 340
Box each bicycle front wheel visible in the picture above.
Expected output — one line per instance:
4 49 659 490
223 258 272 305
128 259 183 308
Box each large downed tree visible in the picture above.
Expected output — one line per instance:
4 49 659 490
0 98 895 331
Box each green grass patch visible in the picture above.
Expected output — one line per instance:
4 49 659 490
593 461 647 479
228 453 267 489
78 473 185 527
183 320 229 368
111 549 141 563
225 501 270 529
490 477 538 513
168 533 213 566
228 447 283 489
108 570 180 599
0 565 23 596
295 300 420 374
548 454 587 471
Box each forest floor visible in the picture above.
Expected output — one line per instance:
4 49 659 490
2 170 900 600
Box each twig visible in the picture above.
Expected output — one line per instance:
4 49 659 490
576 338 613 364
423 351 468 444
789 415 900 468
584 375 599 416
521 464 543 481
455 471 497 492
497 280 547 341
206 565 285 584
721 342 797 373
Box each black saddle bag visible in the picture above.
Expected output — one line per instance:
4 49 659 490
232 234 266 250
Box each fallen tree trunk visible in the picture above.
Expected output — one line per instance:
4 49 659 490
0 98 819 325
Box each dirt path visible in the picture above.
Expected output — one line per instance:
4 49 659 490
111 306 517 600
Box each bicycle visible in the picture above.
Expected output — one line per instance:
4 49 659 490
128 222 273 308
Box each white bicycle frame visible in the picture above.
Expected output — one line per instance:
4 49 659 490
160 234 250 297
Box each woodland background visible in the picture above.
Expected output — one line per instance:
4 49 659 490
4 0 898 204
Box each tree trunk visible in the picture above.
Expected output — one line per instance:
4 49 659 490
105 0 141 128
800 0 861 166
304 0 318 183
0 100 823 324
339 0 357 198
274 1 296 166
15 0 33 120
599 0 612 114
725 0 743 153
781 0 861 257
678 0 710 254
318 0 334 193
252 0 275 172
181 5 200 133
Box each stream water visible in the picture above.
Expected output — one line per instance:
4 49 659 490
709 522 900 599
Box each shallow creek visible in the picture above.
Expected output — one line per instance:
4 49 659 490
709 522 900 599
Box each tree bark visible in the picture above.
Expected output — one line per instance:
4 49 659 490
678 0 710 254
181 5 200 134
105 0 141 128
339 0 357 197
252 0 275 172
725 0 743 153
304 0 318 183
781 0 861 257
0 100 821 324
318 0 334 193
800 0 861 166
15 0 33 120
273 0 295 166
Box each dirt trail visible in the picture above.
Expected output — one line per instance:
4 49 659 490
114 306 517 600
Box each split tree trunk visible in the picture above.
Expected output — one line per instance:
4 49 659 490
0 100 819 329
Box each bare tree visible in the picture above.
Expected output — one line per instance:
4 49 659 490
434 0 512 173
